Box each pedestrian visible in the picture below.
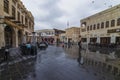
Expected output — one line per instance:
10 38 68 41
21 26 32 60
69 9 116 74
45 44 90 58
31 41 37 55
78 40 82 49
68 40 71 48
77 40 84 65
61 42 64 48
26 42 31 55
4 46 9 61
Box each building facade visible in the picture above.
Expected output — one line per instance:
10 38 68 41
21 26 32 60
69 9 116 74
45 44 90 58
54 28 65 44
36 29 65 44
59 33 66 42
65 27 80 43
36 29 55 44
80 4 120 45
0 0 34 48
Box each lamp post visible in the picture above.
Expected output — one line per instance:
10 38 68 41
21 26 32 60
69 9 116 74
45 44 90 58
32 32 36 43
31 32 37 55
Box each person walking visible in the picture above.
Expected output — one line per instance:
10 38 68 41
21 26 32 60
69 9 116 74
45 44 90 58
77 40 83 65
77 40 81 64
26 42 31 55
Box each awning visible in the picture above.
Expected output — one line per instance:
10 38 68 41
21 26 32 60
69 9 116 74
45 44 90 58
4 19 23 30
24 28 33 33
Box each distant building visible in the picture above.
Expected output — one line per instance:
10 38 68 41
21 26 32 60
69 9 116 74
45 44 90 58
53 28 65 43
0 0 34 48
36 29 65 44
59 33 66 42
65 27 80 43
80 4 120 45
35 29 55 44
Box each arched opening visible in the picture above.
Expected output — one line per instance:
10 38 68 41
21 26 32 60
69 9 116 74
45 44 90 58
4 26 13 47
18 30 22 45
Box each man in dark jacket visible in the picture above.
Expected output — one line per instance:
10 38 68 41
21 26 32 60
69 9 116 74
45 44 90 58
77 40 83 65
78 40 81 49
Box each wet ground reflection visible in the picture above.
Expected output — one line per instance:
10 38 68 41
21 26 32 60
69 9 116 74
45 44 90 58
64 44 120 80
0 45 120 80
0 57 37 80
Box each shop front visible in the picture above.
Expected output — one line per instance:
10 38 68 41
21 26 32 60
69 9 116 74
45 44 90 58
4 26 15 47
42 37 54 44
81 38 87 42
116 37 120 44
100 37 110 44
3 17 24 47
90 37 97 44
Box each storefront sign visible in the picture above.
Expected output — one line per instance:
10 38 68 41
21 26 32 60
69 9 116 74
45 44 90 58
107 28 120 33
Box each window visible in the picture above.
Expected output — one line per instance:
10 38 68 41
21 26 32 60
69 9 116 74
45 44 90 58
101 22 104 28
93 24 96 30
17 11 20 21
90 25 92 30
29 21 31 29
97 23 100 29
117 18 120 26
12 6 16 19
4 0 9 13
111 20 115 27
25 17 28 25
87 26 89 31
12 0 16 4
106 21 109 28
21 15 24 24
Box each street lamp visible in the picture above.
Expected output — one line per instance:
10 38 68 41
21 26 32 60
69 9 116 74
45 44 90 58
31 32 36 43
31 32 37 55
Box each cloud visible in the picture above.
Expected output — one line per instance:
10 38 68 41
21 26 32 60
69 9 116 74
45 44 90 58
21 0 120 30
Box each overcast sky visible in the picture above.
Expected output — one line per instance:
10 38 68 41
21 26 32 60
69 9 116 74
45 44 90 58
21 0 120 30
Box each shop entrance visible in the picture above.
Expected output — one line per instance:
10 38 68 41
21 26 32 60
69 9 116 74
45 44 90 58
100 37 110 44
90 38 97 44
18 30 22 45
4 26 13 47
116 37 120 44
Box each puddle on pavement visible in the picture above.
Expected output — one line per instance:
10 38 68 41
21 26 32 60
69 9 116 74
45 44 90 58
64 45 120 80
0 57 37 80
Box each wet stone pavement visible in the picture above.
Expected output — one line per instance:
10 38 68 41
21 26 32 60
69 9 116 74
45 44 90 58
0 45 116 80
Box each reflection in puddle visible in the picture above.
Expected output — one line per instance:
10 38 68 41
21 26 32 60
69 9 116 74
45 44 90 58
64 45 120 79
0 57 37 80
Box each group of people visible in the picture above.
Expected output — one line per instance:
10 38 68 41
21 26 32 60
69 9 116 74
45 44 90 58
20 42 37 55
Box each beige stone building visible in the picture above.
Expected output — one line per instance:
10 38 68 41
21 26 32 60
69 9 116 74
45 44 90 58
80 4 120 45
35 29 65 44
65 27 80 43
35 29 55 43
59 33 66 42
0 0 34 48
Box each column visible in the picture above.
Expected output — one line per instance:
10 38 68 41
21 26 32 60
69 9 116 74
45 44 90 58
13 28 18 47
97 37 100 43
111 35 115 44
87 37 90 44
0 25 5 48
15 29 18 47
